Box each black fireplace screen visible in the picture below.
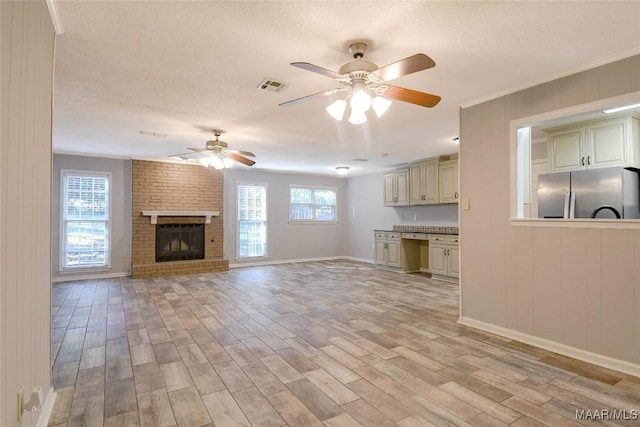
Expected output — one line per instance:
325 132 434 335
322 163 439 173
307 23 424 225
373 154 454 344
156 224 205 262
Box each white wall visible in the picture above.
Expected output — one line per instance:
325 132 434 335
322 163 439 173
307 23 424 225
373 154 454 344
345 172 458 261
223 169 348 264
51 154 132 280
459 54 640 373
1 1 56 425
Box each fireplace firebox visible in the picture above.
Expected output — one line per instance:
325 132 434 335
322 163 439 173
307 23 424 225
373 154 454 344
156 224 204 262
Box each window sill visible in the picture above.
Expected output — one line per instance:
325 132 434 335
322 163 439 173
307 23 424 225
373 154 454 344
58 266 113 274
288 220 338 225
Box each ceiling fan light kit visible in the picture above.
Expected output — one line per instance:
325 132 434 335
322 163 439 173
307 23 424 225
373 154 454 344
280 42 441 125
170 130 256 169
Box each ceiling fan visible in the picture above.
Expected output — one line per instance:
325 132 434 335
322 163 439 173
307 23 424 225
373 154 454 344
279 42 441 123
171 130 255 169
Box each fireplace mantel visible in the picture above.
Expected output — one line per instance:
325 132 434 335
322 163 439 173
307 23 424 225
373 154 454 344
141 210 220 224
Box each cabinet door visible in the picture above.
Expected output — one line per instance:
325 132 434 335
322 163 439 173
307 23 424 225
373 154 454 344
438 161 458 203
448 247 460 278
374 240 386 264
395 171 409 206
423 160 439 204
587 119 627 168
409 163 424 205
549 129 584 171
428 244 447 275
386 240 401 267
383 174 395 206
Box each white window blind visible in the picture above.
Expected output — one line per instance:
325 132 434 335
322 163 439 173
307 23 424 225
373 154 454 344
61 170 111 269
290 186 337 222
237 182 267 258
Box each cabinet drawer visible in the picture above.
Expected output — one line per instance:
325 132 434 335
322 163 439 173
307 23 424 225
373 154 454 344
387 233 401 240
427 234 448 242
374 232 387 239
447 236 459 244
401 232 427 240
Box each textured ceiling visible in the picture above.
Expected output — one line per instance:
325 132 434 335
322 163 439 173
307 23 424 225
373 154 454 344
53 1 640 176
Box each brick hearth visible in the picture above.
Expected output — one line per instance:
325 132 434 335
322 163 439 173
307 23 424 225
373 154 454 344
131 160 228 278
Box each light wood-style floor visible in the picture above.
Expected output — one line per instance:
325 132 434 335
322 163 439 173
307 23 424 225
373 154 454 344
49 260 640 427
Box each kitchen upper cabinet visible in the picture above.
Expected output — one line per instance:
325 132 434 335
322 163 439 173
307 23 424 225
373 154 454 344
438 159 459 203
547 113 640 172
383 169 409 206
409 159 439 205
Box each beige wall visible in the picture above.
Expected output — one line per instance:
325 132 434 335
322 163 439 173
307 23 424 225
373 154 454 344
459 55 640 372
1 1 56 425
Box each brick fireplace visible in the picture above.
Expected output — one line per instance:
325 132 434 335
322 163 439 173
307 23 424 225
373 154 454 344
131 160 229 278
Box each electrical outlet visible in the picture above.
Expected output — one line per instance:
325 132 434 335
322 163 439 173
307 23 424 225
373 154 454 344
17 386 24 422
121 255 127 262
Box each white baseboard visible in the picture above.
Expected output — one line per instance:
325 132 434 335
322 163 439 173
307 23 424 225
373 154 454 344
230 256 361 269
51 271 130 283
36 387 56 427
458 316 640 377
341 256 374 264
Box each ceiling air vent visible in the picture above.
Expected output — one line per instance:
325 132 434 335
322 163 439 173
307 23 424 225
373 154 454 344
257 78 286 93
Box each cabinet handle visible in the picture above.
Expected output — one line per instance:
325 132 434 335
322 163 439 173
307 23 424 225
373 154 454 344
581 157 585 166
587 156 591 165
455 192 459 199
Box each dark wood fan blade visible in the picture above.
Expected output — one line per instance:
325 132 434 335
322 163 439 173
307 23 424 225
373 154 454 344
228 153 255 167
231 150 255 157
291 62 344 80
383 85 441 108
372 54 436 82
279 87 347 107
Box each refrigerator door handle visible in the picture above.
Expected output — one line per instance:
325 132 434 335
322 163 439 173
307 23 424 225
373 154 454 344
563 191 576 218
568 191 576 218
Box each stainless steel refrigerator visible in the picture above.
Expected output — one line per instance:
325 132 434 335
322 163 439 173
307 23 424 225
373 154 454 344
537 167 640 219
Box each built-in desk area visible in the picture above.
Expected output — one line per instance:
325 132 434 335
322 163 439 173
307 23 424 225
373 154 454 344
374 225 459 283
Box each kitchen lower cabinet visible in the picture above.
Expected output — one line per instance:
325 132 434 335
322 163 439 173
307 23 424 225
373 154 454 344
427 234 459 282
374 231 401 268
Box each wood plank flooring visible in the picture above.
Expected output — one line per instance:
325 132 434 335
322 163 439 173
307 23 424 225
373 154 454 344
50 260 640 426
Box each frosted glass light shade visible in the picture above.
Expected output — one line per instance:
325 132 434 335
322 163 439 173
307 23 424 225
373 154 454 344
348 109 367 124
326 99 347 120
372 97 392 117
350 90 372 113
223 157 234 168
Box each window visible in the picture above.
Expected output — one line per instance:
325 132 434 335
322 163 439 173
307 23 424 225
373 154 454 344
61 170 110 270
237 182 267 258
290 186 337 222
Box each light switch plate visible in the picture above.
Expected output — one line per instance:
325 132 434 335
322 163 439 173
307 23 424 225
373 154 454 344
461 198 470 211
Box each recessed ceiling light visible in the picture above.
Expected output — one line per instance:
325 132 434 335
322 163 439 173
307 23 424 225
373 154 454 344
139 130 167 138
380 153 390 158
335 166 350 175
353 158 369 162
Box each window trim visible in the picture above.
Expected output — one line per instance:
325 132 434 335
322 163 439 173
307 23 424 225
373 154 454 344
289 185 338 224
236 181 268 260
59 169 112 272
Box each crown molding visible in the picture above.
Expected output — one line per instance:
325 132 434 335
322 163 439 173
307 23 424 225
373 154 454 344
461 47 640 109
46 0 64 34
